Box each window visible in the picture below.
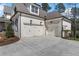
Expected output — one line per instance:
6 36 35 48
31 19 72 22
30 20 32 25
30 5 39 15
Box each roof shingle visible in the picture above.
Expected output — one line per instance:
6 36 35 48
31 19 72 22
46 12 62 19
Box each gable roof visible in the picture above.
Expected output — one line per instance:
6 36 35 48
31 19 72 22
46 11 71 23
10 3 71 23
15 3 47 18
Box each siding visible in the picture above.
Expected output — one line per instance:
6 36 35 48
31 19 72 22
15 3 47 18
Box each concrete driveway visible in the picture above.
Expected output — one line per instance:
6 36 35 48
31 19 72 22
0 35 79 56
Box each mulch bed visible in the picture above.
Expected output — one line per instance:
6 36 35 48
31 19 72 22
0 36 20 46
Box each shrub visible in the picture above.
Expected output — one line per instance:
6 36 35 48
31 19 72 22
76 31 79 38
5 23 14 38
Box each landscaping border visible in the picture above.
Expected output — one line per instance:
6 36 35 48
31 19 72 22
0 36 20 46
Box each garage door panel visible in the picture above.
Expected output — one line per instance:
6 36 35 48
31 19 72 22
21 25 45 37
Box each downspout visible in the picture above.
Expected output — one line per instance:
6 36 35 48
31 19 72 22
10 6 16 21
44 16 47 36
61 17 64 38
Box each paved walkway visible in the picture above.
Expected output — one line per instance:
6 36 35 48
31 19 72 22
0 36 79 56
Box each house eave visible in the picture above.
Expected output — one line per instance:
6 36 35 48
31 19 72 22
46 16 71 23
10 11 45 21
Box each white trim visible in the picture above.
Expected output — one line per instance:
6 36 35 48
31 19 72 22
30 4 39 16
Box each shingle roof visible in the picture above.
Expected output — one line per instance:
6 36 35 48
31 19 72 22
15 3 47 18
11 3 70 23
46 11 71 23
46 11 62 19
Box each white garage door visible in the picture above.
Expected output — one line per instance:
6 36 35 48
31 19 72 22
21 25 45 37
20 15 45 38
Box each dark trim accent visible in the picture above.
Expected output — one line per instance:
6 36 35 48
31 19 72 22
46 16 71 23
34 3 41 7
14 18 18 32
44 16 47 36
17 11 45 19
10 11 18 21
47 17 62 20
61 17 64 38
10 11 45 22
24 23 43 26
47 16 70 20
10 6 17 21
62 16 70 20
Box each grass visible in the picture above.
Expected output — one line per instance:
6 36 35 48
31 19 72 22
69 37 79 41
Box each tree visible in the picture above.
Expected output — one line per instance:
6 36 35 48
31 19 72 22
68 3 77 40
41 3 51 36
41 3 51 12
55 3 65 13
71 7 79 16
71 7 79 34
5 23 14 38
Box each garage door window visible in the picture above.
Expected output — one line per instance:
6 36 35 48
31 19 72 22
30 20 32 25
40 22 42 25
50 21 53 24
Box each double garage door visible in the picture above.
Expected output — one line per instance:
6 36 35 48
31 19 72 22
20 16 45 38
21 25 45 37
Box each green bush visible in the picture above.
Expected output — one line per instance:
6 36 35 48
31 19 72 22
76 32 79 38
5 23 14 38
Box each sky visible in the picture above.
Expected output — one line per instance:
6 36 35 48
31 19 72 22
0 3 79 16
0 3 13 16
49 3 79 12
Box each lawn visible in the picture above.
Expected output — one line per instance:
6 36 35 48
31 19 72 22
69 37 79 41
